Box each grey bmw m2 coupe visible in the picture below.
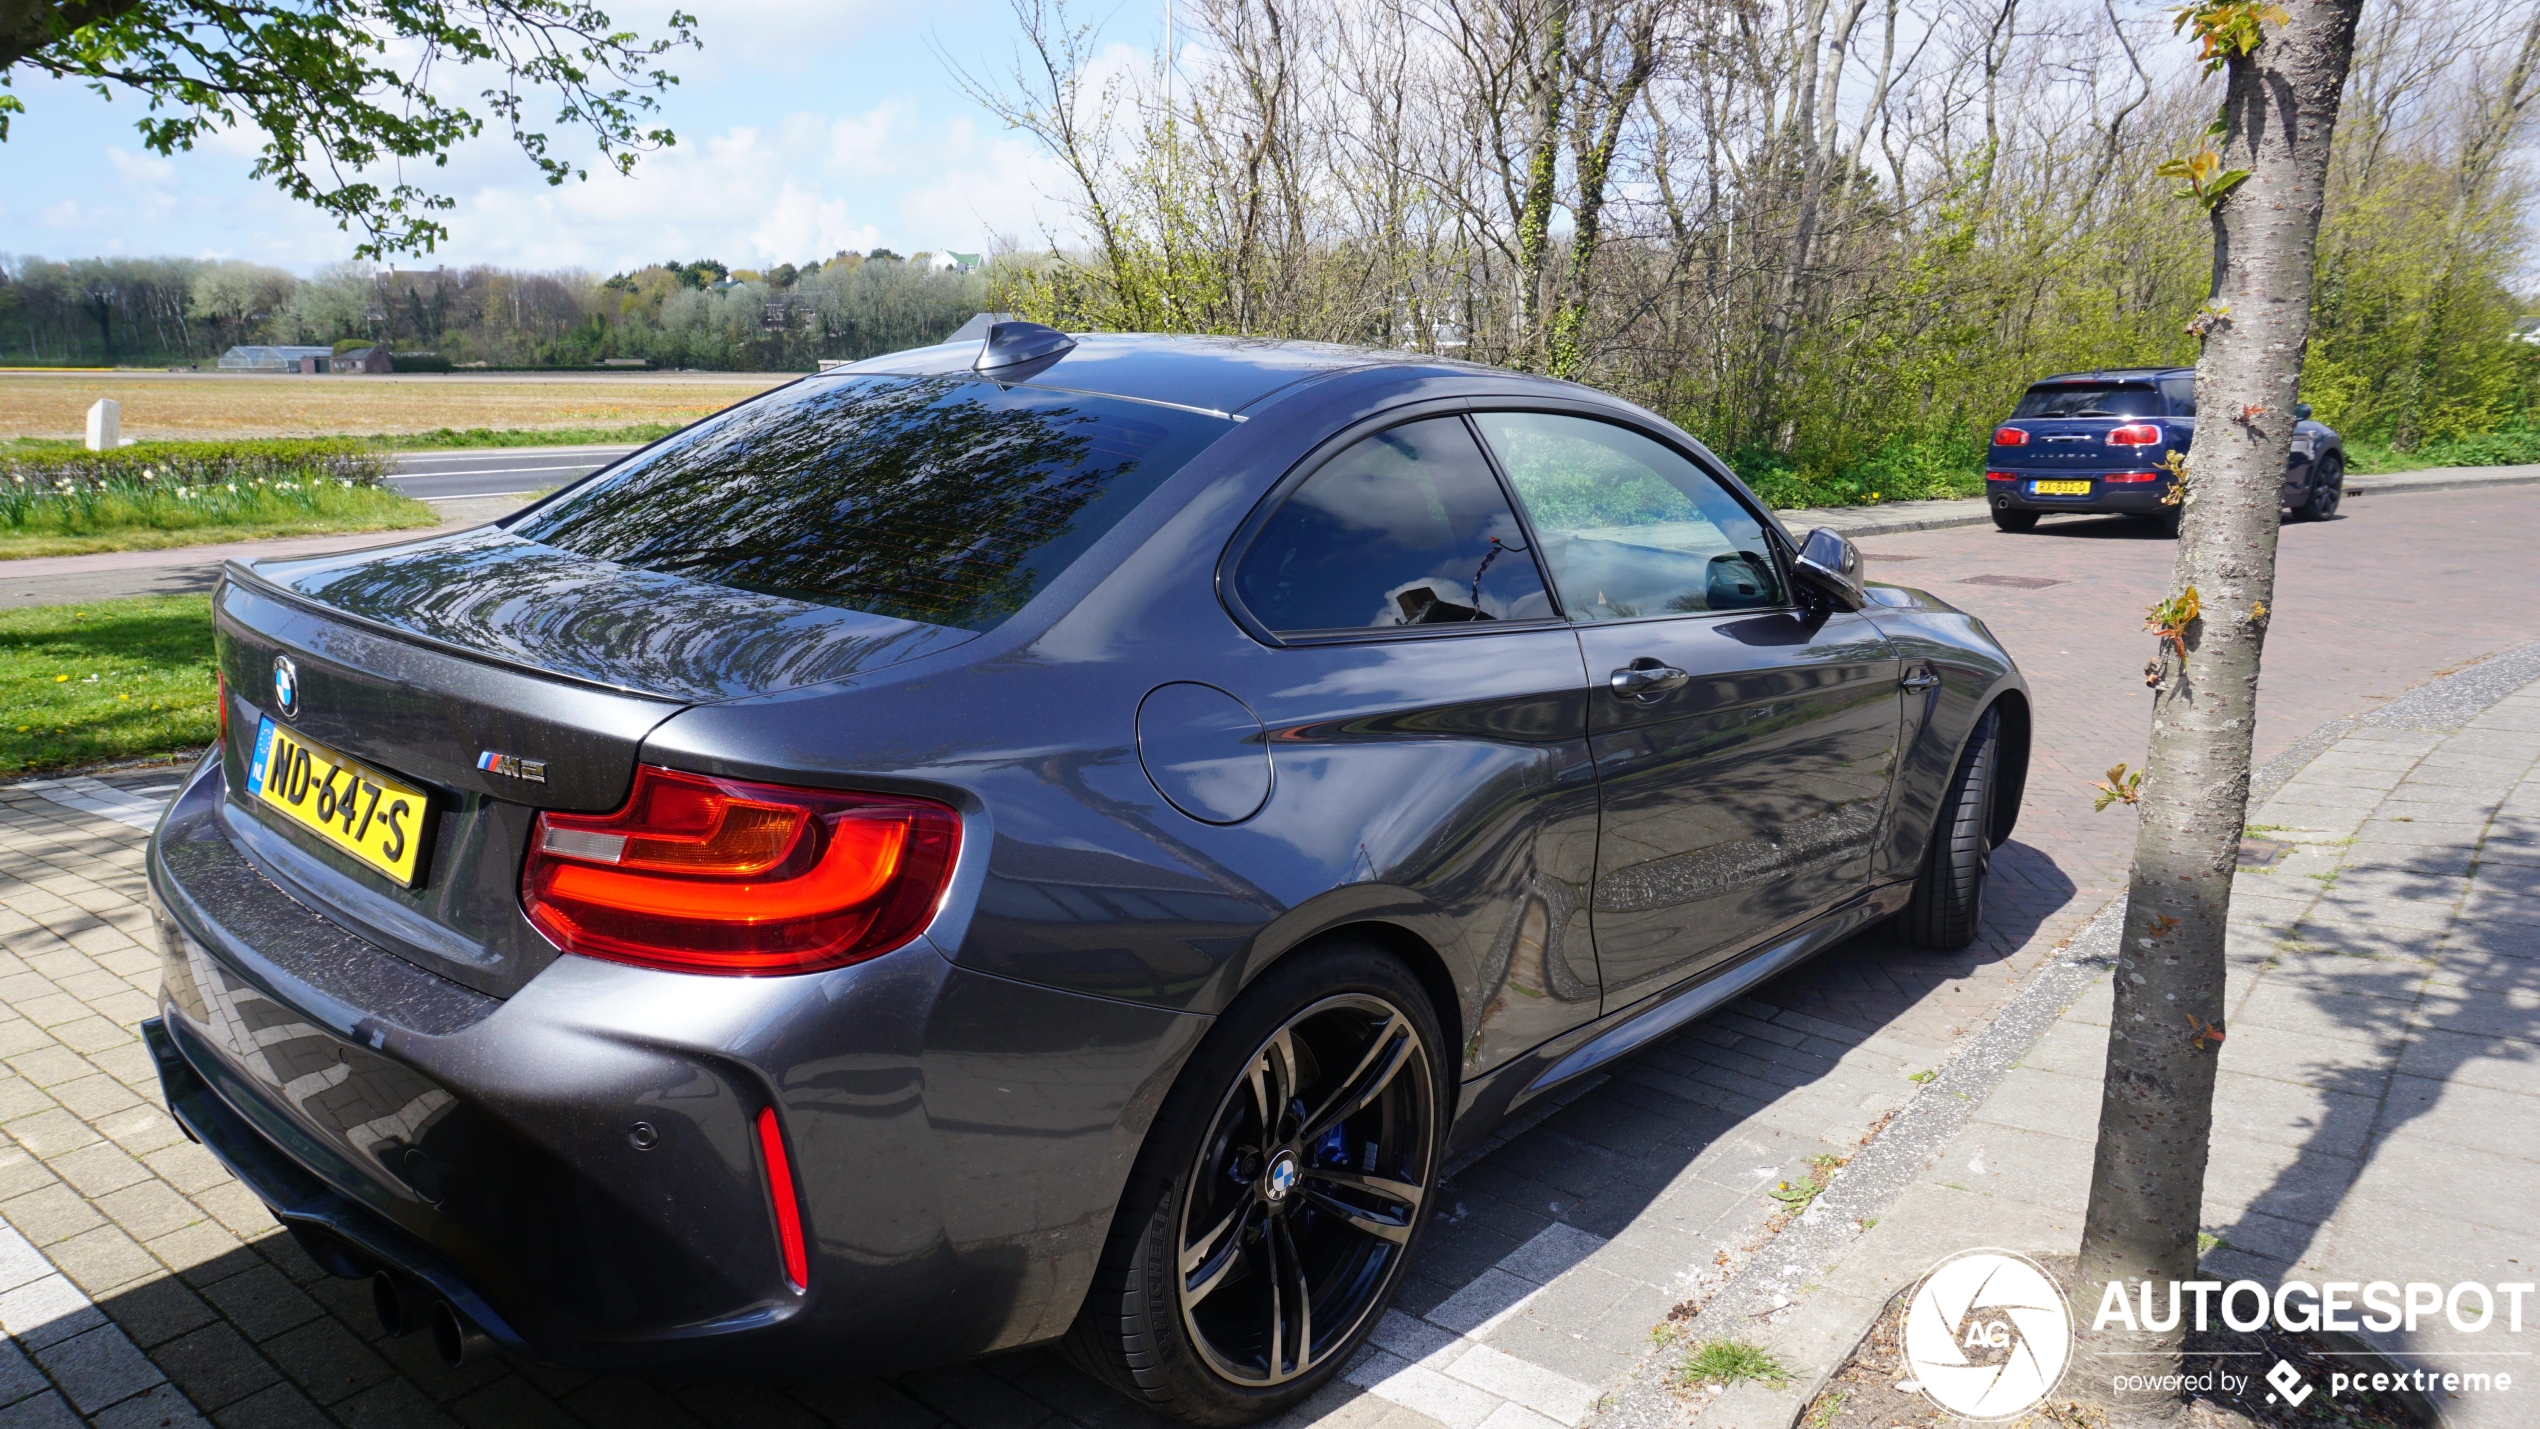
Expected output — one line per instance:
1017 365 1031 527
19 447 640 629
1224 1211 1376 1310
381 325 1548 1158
146 325 2029 1423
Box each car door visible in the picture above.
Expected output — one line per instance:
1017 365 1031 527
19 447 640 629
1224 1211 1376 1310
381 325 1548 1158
1473 411 1903 1008
1224 415 1607 1076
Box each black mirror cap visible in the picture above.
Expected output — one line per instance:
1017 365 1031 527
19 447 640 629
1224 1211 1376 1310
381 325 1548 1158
2295 402 2314 421
1794 527 1866 611
975 321 1076 375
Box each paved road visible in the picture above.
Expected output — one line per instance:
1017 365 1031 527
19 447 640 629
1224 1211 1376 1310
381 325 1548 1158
380 446 637 501
0 489 2532 1428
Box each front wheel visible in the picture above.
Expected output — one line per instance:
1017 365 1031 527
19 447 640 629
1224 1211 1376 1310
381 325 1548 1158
1068 941 1447 1425
2293 455 2344 522
1894 706 2001 950
1991 507 2039 533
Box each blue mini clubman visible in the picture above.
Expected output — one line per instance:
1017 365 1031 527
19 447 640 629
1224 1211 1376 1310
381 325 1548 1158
1984 367 2344 533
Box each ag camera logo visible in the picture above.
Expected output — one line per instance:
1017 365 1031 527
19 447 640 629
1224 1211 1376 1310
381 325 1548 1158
1903 1249 2072 1418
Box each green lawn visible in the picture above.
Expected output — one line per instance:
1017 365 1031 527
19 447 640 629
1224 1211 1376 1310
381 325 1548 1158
2 595 219 774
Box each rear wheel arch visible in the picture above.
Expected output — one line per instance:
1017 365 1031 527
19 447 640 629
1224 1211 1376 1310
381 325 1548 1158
1248 920 1465 1078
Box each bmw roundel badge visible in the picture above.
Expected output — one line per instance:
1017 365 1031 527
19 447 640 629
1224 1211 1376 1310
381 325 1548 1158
272 655 299 719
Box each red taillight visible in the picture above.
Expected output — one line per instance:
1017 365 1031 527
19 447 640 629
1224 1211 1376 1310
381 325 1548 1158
2108 424 2163 446
1985 470 2017 482
523 765 959 975
216 673 228 743
1993 427 2029 446
2104 470 2161 483
756 1107 809 1291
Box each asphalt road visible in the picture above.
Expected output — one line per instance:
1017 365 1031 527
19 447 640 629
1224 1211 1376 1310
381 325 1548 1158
381 444 639 499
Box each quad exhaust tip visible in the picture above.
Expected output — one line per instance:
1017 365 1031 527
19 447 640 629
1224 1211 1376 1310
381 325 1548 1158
430 1300 493 1369
369 1272 430 1339
373 1273 492 1368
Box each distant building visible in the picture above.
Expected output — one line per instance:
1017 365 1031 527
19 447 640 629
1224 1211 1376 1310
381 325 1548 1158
921 252 984 275
217 345 335 373
330 347 395 374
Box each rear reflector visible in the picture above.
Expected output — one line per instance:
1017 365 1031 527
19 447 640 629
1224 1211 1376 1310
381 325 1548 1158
1992 427 2029 446
216 673 228 744
2103 470 2161 483
2107 424 2163 446
523 765 959 975
1985 470 2017 482
756 1107 809 1291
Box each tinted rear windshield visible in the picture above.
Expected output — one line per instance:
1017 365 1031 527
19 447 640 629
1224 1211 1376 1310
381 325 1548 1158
511 375 1229 631
2012 383 2164 419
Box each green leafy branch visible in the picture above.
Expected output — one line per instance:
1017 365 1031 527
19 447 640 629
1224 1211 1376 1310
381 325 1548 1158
2093 763 2144 812
2157 146 2252 211
2171 1 2289 72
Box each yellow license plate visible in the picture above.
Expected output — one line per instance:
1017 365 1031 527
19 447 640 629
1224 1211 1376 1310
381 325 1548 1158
2031 479 2093 495
246 718 433 887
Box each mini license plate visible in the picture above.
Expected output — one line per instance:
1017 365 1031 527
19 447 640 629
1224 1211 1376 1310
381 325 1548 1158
246 718 433 887
2030 479 2093 495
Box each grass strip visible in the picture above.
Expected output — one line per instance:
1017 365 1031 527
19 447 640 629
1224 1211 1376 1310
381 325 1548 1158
374 423 682 450
1678 1339 1794 1391
2 439 436 559
2 594 218 774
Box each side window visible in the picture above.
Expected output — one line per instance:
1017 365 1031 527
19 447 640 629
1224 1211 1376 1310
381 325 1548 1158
1234 417 1554 635
1475 412 1784 622
2161 377 2196 416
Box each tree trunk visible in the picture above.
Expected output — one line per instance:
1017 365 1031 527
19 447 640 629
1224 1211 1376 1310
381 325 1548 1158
2073 0 2364 1412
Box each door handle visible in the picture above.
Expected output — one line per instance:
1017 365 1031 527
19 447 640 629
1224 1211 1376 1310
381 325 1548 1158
1900 670 1942 691
1609 661 1690 701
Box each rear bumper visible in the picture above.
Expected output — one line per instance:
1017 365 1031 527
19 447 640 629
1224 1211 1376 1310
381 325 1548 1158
1986 475 2176 514
146 751 1209 1377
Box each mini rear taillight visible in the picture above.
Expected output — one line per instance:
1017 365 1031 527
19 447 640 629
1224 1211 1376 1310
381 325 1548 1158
2107 424 2163 446
523 766 959 975
2104 470 2161 483
1993 427 2029 446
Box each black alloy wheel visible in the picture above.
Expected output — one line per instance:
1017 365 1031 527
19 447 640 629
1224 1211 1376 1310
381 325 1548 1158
1069 944 1445 1423
1178 996 1432 1386
2296 455 2344 522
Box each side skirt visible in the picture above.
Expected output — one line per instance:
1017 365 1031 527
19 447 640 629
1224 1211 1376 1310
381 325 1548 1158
1446 883 1912 1152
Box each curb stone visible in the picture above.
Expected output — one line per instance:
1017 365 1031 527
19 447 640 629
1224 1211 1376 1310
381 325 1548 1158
1590 632 2540 1429
1771 461 2540 541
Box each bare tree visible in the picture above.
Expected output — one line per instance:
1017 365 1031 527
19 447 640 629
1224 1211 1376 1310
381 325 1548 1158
2073 0 2367 1409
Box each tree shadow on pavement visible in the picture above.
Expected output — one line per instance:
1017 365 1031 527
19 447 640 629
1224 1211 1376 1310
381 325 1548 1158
2199 806 2538 1341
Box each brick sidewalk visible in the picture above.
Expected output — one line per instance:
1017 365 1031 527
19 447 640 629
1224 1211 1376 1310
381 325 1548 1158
0 487 2534 1427
1682 658 2540 1427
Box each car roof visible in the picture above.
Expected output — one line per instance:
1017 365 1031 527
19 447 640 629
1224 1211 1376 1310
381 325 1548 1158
2030 367 2191 385
832 332 1507 418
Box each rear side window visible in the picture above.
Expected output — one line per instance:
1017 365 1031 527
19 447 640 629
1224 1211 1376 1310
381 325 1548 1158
1475 412 1782 621
511 375 1227 631
2012 384 2163 418
1233 418 1553 634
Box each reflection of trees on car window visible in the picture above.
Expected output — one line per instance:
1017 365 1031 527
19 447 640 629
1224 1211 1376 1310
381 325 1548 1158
1235 418 1551 633
514 376 1222 631
1476 412 1783 622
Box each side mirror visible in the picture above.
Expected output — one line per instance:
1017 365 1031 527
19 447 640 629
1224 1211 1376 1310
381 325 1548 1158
1793 527 1865 611
2295 403 2314 421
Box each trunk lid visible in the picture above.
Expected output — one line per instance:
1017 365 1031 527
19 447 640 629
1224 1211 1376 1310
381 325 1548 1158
209 527 976 998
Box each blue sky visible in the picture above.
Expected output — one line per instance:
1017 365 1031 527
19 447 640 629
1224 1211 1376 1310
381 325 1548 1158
0 0 1144 274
